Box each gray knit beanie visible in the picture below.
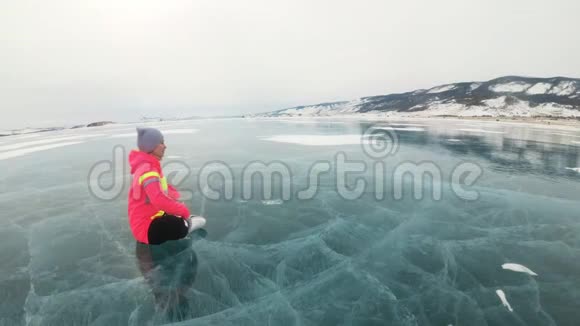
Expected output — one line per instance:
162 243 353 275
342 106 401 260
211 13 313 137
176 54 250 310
137 127 164 153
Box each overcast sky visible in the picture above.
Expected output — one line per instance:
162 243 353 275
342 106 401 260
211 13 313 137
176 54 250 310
1 0 579 129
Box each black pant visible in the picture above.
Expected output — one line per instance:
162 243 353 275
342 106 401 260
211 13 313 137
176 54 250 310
147 214 189 245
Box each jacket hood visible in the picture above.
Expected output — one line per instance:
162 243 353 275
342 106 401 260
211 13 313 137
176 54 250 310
129 150 161 174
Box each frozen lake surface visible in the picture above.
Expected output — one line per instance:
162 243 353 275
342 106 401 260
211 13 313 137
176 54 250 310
1 118 579 325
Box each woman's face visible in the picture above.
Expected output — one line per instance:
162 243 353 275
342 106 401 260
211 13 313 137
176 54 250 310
152 141 166 160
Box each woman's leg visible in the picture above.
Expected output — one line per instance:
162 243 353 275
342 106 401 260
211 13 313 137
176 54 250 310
147 214 189 245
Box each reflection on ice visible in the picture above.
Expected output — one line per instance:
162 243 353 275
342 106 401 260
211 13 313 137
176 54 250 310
135 239 199 323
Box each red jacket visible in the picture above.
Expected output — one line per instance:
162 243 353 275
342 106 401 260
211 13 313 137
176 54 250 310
128 150 190 244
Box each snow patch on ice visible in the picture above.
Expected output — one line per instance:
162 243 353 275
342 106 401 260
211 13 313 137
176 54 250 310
496 290 514 312
162 129 198 135
110 129 197 138
565 167 580 173
262 199 284 205
0 135 102 151
8 133 43 140
526 82 552 95
0 142 84 161
458 129 505 134
502 263 538 276
110 133 135 138
446 139 462 142
386 123 427 127
372 127 425 132
489 82 531 93
273 119 347 124
262 134 368 146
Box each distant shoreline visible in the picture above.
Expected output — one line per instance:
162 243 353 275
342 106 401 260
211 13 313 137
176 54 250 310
244 113 580 128
247 114 580 129
425 115 579 123
385 115 580 128
2 115 579 138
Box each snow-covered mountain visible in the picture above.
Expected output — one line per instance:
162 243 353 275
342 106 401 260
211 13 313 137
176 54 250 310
253 76 580 118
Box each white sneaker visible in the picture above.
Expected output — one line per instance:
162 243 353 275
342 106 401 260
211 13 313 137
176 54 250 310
185 215 206 234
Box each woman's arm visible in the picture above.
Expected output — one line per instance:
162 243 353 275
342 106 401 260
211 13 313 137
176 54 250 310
143 180 190 218
167 184 181 200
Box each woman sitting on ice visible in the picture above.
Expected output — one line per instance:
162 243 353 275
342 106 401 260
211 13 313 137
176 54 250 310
128 127 206 245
